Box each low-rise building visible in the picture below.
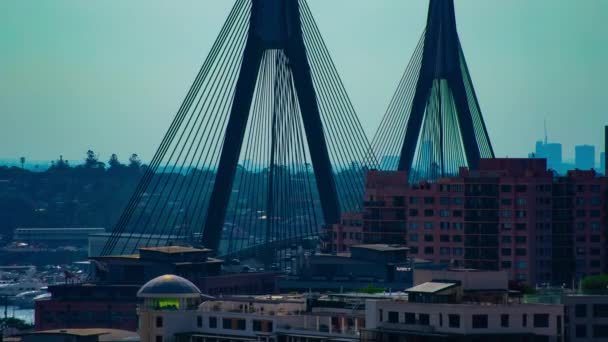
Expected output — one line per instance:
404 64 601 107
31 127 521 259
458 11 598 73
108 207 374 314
361 269 564 341
36 246 280 332
137 274 367 342
563 293 608 341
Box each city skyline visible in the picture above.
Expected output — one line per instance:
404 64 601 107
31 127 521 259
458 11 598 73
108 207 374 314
1 0 607 162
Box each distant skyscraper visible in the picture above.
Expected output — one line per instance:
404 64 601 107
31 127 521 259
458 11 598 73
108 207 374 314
575 145 595 170
601 152 606 175
534 141 562 171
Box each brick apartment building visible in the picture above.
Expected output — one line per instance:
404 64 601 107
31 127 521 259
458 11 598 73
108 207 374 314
324 158 608 287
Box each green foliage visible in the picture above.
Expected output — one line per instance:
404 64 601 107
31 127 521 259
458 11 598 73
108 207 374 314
581 274 608 293
357 284 384 294
0 317 33 330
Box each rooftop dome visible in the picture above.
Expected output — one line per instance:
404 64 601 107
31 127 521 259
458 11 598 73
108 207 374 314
137 274 201 298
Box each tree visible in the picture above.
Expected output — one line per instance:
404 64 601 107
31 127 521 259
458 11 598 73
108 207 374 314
108 154 123 169
84 150 99 168
19 156 25 169
581 274 608 293
128 153 142 169
53 155 69 169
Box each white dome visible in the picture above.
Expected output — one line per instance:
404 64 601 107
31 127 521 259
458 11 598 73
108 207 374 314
137 274 201 298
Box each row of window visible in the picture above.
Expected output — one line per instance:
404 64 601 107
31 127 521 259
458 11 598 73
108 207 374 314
380 310 553 329
409 222 464 230
574 303 608 318
409 209 463 217
408 246 463 256
408 234 462 243
575 324 608 338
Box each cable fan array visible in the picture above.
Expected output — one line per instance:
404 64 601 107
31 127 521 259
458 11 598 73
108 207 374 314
101 0 376 257
372 0 493 183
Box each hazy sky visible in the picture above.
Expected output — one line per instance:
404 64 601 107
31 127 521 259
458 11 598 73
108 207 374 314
1 0 606 164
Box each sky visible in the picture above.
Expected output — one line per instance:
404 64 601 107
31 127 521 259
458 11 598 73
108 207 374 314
1 0 607 164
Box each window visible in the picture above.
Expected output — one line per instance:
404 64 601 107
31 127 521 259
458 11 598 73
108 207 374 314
515 248 527 256
501 314 509 328
440 197 450 205
453 235 462 242
379 309 383 322
501 236 512 243
440 247 450 255
419 313 430 325
440 210 450 217
223 318 231 329
472 315 488 329
424 234 434 242
409 197 419 204
155 316 163 328
593 304 608 318
156 336 163 342
404 312 416 324
501 261 512 269
439 313 443 327
440 235 450 242
409 234 418 242
516 261 527 269
424 247 434 255
533 314 549 328
424 222 433 230
453 222 463 230
197 316 202 328
501 248 511 256
453 197 463 205
515 236 527 244
448 314 460 328
452 248 463 256
209 316 217 328
501 198 512 205
501 185 512 192
522 314 527 327
424 209 434 217
515 185 527 192
593 324 608 338
591 235 601 243
575 325 587 338
388 311 399 323
409 222 419 229
253 320 273 332
409 209 418 217
424 197 434 204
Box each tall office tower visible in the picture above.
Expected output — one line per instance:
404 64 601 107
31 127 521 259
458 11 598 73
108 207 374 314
575 145 595 170
535 141 563 171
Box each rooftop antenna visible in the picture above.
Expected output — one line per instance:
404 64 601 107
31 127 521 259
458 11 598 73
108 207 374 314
544 118 548 144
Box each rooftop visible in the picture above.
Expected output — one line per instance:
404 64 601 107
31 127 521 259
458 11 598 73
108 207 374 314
350 244 409 252
139 245 211 254
21 328 138 341
406 282 457 294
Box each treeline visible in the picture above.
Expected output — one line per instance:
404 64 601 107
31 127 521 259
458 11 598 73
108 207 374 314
0 151 145 243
